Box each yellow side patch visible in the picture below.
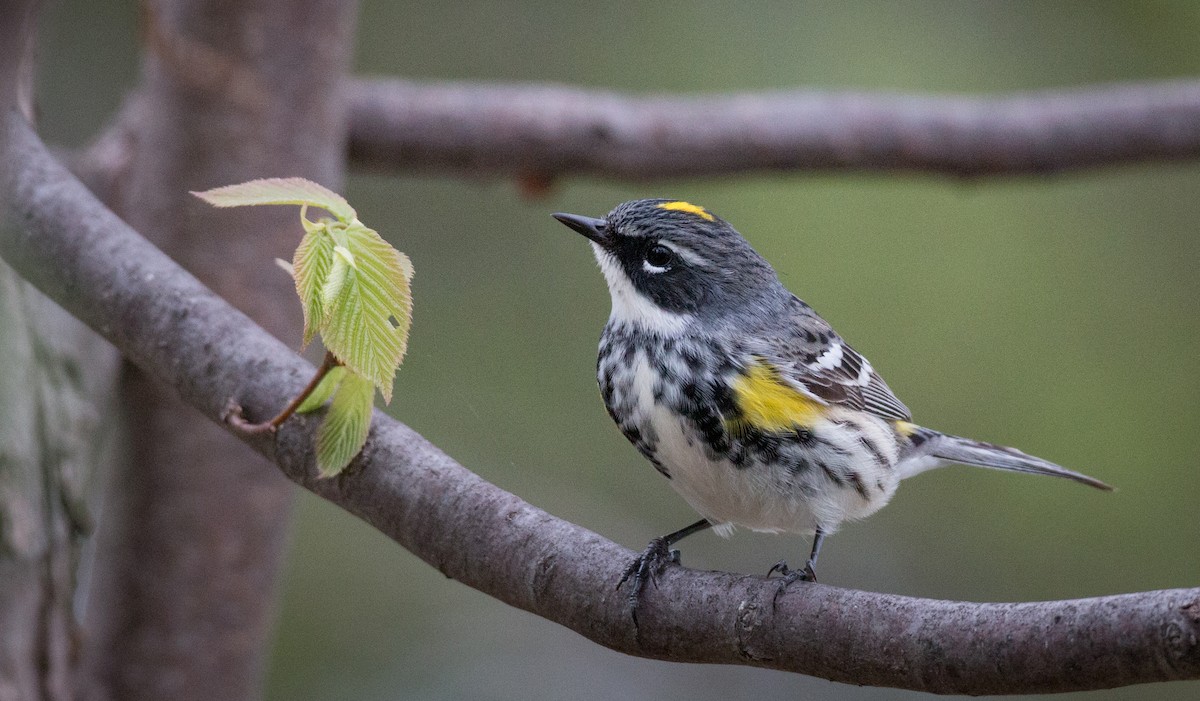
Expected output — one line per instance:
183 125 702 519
893 420 918 437
657 201 714 221
729 361 826 434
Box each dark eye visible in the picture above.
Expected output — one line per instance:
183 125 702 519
645 244 674 269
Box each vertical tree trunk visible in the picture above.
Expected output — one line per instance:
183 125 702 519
0 268 121 701
78 2 357 700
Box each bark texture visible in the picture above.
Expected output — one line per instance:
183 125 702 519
346 78 1200 180
0 264 120 701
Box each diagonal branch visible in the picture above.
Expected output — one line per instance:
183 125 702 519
346 78 1200 180
3 113 1198 695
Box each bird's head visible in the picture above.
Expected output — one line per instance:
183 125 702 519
553 199 781 331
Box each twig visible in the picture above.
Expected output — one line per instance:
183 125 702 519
226 350 340 434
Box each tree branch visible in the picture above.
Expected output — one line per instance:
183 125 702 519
4 113 1197 695
346 78 1200 180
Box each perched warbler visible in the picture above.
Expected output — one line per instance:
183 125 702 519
553 199 1110 594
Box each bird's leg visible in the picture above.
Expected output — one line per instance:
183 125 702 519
618 518 711 625
768 528 825 605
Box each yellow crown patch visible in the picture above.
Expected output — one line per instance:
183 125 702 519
657 201 714 221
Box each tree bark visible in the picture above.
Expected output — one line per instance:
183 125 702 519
82 79 1200 192
345 78 1200 180
72 2 357 700
0 263 121 701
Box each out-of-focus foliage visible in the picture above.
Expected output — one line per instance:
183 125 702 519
38 2 1200 700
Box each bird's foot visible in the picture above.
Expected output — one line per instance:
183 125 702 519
767 559 816 608
767 558 816 583
617 537 681 627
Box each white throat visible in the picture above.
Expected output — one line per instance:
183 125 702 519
592 243 693 334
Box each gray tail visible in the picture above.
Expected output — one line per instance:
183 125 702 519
905 429 1113 491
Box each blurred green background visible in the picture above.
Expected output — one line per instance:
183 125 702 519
38 1 1200 699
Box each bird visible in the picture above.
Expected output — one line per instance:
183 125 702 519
552 198 1111 601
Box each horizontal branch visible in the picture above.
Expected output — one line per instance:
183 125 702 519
346 78 1200 180
3 111 1198 694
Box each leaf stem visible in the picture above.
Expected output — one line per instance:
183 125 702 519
227 351 341 434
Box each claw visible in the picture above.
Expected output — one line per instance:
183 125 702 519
617 537 678 627
767 559 817 583
615 519 712 632
767 558 817 609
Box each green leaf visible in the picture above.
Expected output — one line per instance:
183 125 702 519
294 227 336 347
320 245 351 313
314 371 375 477
333 244 356 268
296 366 347 414
191 177 356 222
319 222 413 403
194 176 414 414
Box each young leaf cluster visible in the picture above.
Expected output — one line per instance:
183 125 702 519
194 178 413 476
